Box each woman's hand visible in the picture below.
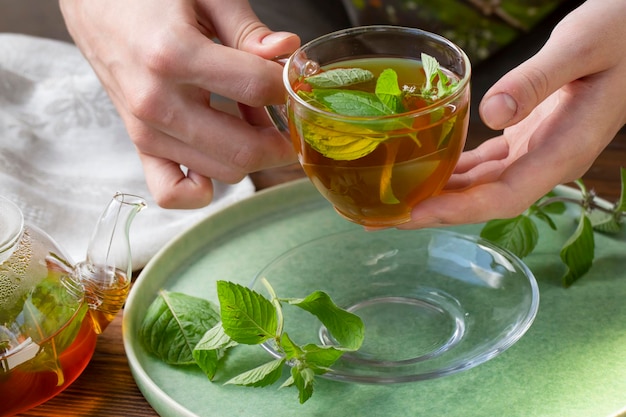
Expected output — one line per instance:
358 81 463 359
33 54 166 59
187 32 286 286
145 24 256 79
399 0 626 229
60 0 300 208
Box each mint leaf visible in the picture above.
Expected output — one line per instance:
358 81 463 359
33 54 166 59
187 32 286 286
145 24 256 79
224 358 286 387
279 376 295 389
286 290 364 350
310 89 389 117
532 209 558 231
280 331 304 360
192 324 237 380
304 68 374 88
291 366 315 404
560 212 595 287
298 344 345 374
21 275 85 345
480 215 539 259
588 209 622 234
421 53 439 93
140 290 220 365
299 121 387 161
280 333 344 374
434 115 455 148
419 53 459 101
18 276 89 384
375 68 404 114
530 198 565 231
196 323 237 351
436 70 450 94
539 196 567 215
297 90 333 112
19 301 89 386
217 281 277 345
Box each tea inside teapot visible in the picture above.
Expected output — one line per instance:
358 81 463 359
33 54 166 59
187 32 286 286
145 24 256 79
0 193 145 416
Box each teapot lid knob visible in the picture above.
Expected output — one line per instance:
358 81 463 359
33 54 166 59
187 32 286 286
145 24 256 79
0 196 24 263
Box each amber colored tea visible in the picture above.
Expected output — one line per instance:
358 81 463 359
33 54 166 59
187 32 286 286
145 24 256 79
0 265 125 416
0 316 98 417
289 57 469 227
84 270 131 334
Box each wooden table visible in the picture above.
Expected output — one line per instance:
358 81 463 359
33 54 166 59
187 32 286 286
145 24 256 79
19 123 626 417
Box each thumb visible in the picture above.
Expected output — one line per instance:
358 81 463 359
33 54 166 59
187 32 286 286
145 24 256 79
205 1 300 59
479 4 608 130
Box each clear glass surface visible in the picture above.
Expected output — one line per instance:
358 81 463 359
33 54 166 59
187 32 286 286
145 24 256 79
251 228 539 384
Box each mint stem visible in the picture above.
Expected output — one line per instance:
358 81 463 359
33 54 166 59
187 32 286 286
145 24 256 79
261 277 284 339
538 194 626 218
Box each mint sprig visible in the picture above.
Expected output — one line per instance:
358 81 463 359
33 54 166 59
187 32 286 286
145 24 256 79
419 53 458 100
480 167 626 286
299 53 459 162
140 280 364 404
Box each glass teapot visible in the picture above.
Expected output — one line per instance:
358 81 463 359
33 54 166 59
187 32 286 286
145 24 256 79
0 193 146 416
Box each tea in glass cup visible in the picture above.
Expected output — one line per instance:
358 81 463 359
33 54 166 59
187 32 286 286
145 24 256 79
268 26 471 227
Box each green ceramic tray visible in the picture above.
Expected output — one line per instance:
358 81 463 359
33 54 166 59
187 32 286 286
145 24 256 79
123 179 626 417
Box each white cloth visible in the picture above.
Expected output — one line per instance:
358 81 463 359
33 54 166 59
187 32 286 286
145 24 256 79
0 34 256 269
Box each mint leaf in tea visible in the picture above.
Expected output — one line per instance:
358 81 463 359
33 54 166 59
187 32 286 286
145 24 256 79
304 67 374 88
296 54 460 162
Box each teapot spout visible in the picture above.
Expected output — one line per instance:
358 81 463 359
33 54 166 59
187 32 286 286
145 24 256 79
73 193 146 333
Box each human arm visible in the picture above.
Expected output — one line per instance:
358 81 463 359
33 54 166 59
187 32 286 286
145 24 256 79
399 0 626 229
59 0 301 208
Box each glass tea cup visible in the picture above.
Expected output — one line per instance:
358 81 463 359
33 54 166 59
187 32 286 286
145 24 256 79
267 26 471 227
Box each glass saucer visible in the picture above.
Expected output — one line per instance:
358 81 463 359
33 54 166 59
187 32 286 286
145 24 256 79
250 228 539 384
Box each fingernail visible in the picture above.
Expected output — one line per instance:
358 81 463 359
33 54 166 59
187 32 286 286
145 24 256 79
480 93 517 129
262 32 295 45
